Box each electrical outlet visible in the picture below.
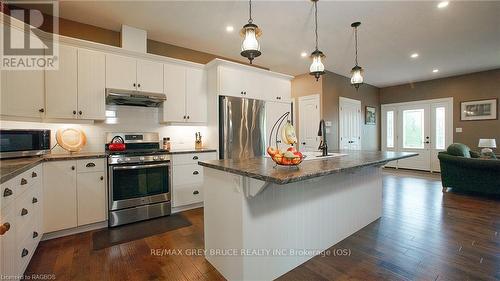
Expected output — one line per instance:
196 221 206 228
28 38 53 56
455 128 463 133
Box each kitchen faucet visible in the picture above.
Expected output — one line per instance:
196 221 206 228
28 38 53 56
317 119 328 156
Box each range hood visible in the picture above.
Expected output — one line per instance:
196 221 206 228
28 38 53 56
105 88 166 107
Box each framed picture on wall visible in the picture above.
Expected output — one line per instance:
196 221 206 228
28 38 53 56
460 98 498 121
365 106 376 125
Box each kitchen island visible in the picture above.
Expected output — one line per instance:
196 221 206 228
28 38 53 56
198 151 417 281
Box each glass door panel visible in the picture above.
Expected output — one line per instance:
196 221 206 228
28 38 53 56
403 109 425 149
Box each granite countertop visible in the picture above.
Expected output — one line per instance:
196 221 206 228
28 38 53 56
198 151 418 185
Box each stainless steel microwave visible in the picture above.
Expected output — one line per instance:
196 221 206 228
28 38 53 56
0 129 51 159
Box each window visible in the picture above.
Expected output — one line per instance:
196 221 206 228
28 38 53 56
386 111 394 148
435 107 445 149
403 109 424 149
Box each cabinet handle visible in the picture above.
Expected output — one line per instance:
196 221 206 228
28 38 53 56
133 83 136 87
187 115 190 119
192 156 199 160
79 110 83 115
39 108 45 113
33 231 38 238
183 115 186 119
3 188 13 197
0 223 10 235
277 140 281 143
193 171 199 175
31 171 37 178
302 142 306 145
193 190 199 195
100 176 104 181
71 166 75 170
21 248 29 258
138 83 141 88
32 197 38 204
73 110 77 115
20 178 28 185
86 162 96 168
21 208 28 216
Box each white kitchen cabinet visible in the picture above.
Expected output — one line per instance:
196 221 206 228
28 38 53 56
1 207 18 277
186 67 207 123
106 54 164 94
106 54 137 91
45 44 78 119
77 49 106 120
77 171 106 226
43 160 77 233
265 101 293 151
161 63 207 123
137 59 163 93
0 68 45 118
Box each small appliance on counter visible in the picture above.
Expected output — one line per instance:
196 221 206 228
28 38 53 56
0 129 51 159
105 132 171 227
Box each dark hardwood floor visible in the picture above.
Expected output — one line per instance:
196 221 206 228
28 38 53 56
25 171 499 281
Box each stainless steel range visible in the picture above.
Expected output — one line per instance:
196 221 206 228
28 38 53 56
106 132 171 227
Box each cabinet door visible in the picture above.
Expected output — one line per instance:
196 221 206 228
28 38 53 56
77 172 106 226
265 101 293 151
162 63 186 122
136 59 163 93
267 77 291 102
105 54 136 90
77 49 106 120
43 161 77 233
1 207 19 277
45 44 78 119
219 66 245 97
1 69 45 118
186 67 207 123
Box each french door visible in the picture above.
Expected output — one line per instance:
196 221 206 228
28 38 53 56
382 98 453 172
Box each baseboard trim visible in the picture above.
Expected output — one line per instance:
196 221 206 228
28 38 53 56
41 221 108 241
172 202 203 214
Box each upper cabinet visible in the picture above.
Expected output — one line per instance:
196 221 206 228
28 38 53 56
161 63 207 123
77 49 106 120
106 54 164 94
45 44 78 119
0 68 45 118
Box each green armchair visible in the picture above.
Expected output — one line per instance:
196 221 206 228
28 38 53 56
438 143 500 195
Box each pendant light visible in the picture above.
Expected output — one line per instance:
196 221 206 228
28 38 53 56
240 0 261 64
350 22 364 90
309 0 325 81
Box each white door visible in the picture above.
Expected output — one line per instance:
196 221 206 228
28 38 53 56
381 106 398 167
186 67 207 123
105 54 137 90
298 95 320 151
162 63 187 122
136 59 163 93
266 101 292 152
45 44 78 119
77 172 106 226
43 161 77 233
339 97 361 150
397 104 431 170
77 48 106 120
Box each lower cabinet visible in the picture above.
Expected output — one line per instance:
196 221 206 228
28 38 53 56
172 152 216 208
43 158 106 233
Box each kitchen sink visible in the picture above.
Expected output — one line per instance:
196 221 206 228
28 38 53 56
302 151 347 160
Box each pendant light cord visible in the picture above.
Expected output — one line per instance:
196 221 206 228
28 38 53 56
354 26 358 66
314 0 319 51
249 0 253 23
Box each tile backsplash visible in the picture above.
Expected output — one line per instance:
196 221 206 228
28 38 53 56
0 105 212 154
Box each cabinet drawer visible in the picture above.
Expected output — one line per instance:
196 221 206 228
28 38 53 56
173 164 203 186
172 152 216 166
173 184 203 207
77 158 105 173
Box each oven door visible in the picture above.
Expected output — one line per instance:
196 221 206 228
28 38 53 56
109 162 171 211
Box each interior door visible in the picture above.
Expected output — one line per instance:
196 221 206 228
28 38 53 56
298 95 320 151
339 97 361 150
265 101 292 152
396 104 431 170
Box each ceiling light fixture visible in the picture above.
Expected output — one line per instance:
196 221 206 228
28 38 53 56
437 1 449 9
309 0 325 81
226 25 234 32
411 53 419 58
301 52 308 57
240 0 261 64
350 21 364 90
433 69 439 73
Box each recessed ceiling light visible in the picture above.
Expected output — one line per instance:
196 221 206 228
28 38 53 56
300 52 308 57
410 53 419 58
437 1 449 9
433 69 439 73
226 25 234 32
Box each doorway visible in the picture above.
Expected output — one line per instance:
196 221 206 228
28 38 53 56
339 97 361 150
298 94 320 152
382 98 453 172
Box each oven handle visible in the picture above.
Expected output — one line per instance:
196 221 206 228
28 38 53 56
112 163 169 170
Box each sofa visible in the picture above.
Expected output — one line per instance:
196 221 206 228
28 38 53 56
438 143 500 195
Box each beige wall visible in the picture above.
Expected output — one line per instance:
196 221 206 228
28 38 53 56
380 69 500 150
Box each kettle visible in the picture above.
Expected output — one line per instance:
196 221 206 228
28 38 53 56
108 136 126 151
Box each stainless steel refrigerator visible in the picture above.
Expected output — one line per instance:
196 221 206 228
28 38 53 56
219 96 266 159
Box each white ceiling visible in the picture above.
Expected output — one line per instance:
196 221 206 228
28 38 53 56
55 0 500 87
